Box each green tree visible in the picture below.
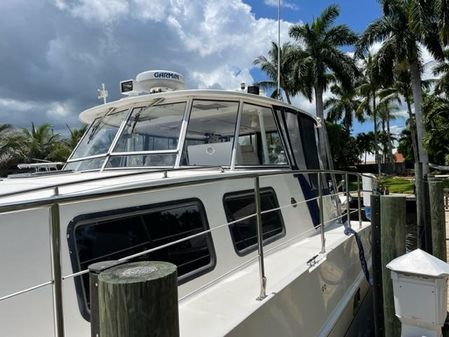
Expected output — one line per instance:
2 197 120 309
0 124 26 168
357 0 447 175
324 84 363 134
326 122 360 169
289 4 358 166
398 127 414 162
378 67 420 162
356 53 383 173
356 132 376 164
423 94 449 164
253 42 310 104
22 123 61 161
433 48 449 94
66 124 88 149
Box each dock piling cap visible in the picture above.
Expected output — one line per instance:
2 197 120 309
386 248 449 278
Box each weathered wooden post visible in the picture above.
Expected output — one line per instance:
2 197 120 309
97 261 179 337
415 163 426 250
371 194 384 337
381 195 406 337
428 180 446 262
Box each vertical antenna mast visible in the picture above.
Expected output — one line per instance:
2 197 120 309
277 0 281 100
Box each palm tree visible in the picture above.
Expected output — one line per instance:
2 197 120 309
66 124 88 150
289 4 358 166
253 42 310 104
433 49 449 95
377 98 401 164
378 67 419 163
357 0 446 175
0 124 25 168
22 123 60 161
356 53 383 174
423 94 449 164
324 84 363 134
356 132 376 164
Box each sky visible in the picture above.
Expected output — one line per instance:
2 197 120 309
0 0 419 139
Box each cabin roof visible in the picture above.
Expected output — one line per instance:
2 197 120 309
79 89 317 124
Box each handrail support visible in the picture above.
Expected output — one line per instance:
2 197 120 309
318 172 325 254
50 187 65 337
254 176 267 300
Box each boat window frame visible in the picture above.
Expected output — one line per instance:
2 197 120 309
232 102 291 169
67 197 216 322
64 98 192 170
64 107 132 165
180 98 241 168
222 187 286 256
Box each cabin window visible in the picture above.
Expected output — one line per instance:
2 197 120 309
70 109 128 159
69 199 215 319
235 104 287 166
113 102 186 153
182 100 239 166
223 188 285 255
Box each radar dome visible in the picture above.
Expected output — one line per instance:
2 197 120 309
120 70 185 96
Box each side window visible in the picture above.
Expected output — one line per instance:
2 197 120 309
69 199 215 319
236 104 287 166
182 100 239 166
223 188 285 255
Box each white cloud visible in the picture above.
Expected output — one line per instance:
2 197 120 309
55 0 129 24
0 98 33 112
264 0 298 10
0 0 298 130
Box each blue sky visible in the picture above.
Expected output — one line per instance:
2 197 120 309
0 0 408 139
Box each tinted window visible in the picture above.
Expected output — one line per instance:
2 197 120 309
70 199 214 315
223 188 285 254
298 116 320 170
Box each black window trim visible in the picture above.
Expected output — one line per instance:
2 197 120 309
67 197 216 322
222 187 286 256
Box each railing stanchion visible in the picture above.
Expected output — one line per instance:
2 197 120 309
50 187 65 337
357 174 362 229
254 176 267 300
318 172 326 254
345 172 350 227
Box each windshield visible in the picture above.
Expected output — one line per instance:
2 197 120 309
70 110 128 159
113 102 186 153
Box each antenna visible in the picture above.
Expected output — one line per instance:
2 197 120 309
277 0 281 101
97 83 108 104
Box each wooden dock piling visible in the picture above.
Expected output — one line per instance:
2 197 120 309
97 261 179 337
371 194 385 337
380 195 406 337
428 180 447 262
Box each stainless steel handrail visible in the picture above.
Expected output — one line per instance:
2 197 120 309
0 169 367 213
